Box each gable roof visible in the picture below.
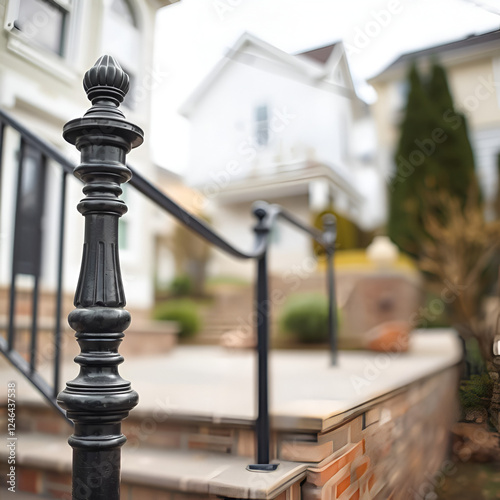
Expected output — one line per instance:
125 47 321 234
371 28 500 82
179 33 359 117
299 43 339 64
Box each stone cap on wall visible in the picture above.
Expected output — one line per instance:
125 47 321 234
3 329 462 434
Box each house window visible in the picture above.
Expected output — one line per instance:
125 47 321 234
101 0 140 110
111 0 136 26
394 80 409 112
8 0 72 56
255 105 269 147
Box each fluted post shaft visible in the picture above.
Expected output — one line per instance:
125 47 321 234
57 56 143 500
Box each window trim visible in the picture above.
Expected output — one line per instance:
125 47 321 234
4 0 79 82
255 104 269 147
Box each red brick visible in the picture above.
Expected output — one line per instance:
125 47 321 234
336 475 351 498
46 472 72 486
349 490 360 500
46 470 72 499
35 415 71 434
346 440 364 464
355 461 369 480
368 473 376 491
120 483 133 500
130 485 170 499
307 439 367 488
307 445 351 486
172 494 206 500
18 468 42 494
46 488 72 500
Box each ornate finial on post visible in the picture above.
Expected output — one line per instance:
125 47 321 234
57 56 143 500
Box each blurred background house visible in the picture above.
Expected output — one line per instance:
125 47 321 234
0 0 179 320
0 1 499 498
369 28 500 219
179 32 383 279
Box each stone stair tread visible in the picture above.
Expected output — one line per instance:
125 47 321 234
0 432 307 499
1 332 462 432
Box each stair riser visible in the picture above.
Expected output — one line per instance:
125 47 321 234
5 404 310 460
0 464 217 500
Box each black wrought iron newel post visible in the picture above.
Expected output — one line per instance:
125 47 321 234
57 56 143 500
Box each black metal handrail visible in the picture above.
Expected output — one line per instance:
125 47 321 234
0 109 333 256
0 57 338 496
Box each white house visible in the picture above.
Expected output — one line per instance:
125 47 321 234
0 0 178 313
179 33 382 278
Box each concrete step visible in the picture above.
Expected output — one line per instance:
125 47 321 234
0 432 305 500
0 332 463 499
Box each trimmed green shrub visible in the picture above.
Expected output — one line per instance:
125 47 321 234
279 293 338 344
153 299 201 338
170 274 193 297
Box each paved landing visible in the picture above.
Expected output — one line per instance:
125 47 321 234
0 329 461 432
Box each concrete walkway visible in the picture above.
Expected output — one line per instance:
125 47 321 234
0 329 461 432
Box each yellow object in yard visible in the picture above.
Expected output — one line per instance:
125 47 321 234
317 249 417 272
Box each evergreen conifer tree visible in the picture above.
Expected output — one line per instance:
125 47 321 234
388 64 433 256
426 63 478 205
388 62 480 257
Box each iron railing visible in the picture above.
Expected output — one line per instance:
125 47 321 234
0 56 338 498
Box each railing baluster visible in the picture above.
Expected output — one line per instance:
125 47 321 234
30 274 40 373
7 138 25 351
7 274 16 351
57 55 143 500
53 170 67 397
0 121 5 221
322 214 338 366
28 152 45 373
248 204 278 472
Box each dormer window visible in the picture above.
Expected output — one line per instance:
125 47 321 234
255 104 269 147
